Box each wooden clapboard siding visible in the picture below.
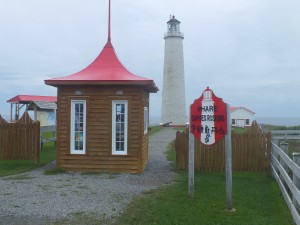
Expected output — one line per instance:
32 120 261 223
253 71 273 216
56 85 149 173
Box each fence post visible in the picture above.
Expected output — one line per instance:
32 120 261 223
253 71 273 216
293 153 300 213
34 120 40 165
225 104 234 211
188 129 195 198
273 139 279 146
279 142 289 172
279 142 289 189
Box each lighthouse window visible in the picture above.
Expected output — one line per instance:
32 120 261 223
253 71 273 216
112 100 128 155
70 100 86 154
168 24 179 32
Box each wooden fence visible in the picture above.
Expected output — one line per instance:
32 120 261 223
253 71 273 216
175 121 272 171
271 141 300 225
0 112 40 164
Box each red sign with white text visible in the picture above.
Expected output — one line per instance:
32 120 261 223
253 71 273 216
190 87 227 145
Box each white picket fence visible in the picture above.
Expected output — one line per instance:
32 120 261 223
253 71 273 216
271 141 300 225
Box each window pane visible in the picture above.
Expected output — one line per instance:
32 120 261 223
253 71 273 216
116 113 120 122
71 101 86 154
144 107 148 134
112 101 127 154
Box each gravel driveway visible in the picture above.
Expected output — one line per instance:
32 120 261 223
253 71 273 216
0 128 177 225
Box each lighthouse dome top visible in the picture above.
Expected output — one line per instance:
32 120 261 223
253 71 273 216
167 15 181 24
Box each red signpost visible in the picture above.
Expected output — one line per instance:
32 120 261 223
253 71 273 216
190 87 227 145
188 87 234 212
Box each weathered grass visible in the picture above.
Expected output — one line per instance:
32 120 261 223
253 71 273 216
113 170 293 225
148 125 162 135
3 174 35 180
44 168 65 175
262 124 300 131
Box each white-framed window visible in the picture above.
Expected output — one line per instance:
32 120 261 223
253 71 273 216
246 119 250 125
112 100 128 155
144 107 149 134
70 100 86 154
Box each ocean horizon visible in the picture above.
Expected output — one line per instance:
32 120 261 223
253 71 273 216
255 117 300 126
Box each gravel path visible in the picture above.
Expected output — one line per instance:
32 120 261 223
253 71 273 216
0 128 177 225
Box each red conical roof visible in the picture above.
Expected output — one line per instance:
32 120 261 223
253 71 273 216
45 41 158 93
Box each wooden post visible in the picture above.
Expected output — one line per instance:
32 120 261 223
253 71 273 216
225 104 235 212
188 126 195 198
34 105 37 121
293 153 300 212
280 142 289 174
10 103 13 122
34 120 40 165
271 141 280 176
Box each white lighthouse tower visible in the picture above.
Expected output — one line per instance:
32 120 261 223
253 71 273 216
161 15 187 126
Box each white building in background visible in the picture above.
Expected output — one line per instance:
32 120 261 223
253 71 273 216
230 106 255 128
160 15 187 126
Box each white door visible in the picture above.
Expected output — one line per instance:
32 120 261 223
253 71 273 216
236 119 245 127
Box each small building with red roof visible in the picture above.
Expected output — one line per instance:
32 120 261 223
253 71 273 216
7 95 57 125
230 106 255 128
44 1 158 173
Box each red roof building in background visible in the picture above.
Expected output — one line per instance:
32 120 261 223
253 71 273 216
230 106 255 115
7 95 57 103
7 95 57 121
230 106 255 127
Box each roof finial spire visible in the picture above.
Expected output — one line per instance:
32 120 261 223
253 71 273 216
108 0 111 42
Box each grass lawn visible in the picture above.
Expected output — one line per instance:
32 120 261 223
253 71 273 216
149 125 162 135
232 127 248 134
0 132 56 177
114 171 293 225
113 145 294 225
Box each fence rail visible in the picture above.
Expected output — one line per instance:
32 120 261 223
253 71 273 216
0 112 40 164
271 130 300 140
271 142 300 225
175 122 271 172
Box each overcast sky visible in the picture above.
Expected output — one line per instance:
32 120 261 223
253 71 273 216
0 0 300 119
